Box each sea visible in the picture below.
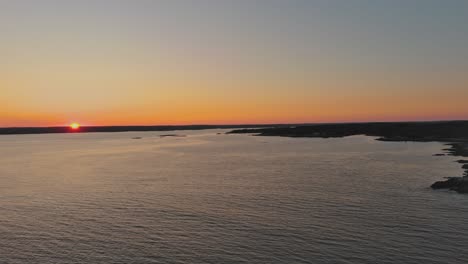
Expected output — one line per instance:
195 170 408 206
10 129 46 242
1 129 467 264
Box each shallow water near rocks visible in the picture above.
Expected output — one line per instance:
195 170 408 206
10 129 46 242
0 130 466 263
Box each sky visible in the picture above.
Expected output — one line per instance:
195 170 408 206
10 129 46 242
1 0 468 127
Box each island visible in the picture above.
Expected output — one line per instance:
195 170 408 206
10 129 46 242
228 121 468 193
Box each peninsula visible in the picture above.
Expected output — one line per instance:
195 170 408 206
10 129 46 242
228 121 468 193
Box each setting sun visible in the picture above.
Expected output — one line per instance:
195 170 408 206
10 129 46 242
70 123 80 130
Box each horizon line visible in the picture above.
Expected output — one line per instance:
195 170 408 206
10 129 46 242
2 119 468 130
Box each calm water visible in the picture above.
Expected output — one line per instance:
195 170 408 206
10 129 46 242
1 130 467 263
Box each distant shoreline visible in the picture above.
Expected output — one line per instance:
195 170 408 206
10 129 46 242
0 124 284 135
3 120 468 136
228 120 468 193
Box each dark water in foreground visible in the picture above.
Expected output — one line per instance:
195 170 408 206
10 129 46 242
0 130 467 263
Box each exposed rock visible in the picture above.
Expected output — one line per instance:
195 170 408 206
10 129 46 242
431 177 468 193
431 177 462 189
433 153 445 156
454 182 468 193
160 134 186 138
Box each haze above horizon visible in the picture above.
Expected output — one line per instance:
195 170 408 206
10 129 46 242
2 0 468 127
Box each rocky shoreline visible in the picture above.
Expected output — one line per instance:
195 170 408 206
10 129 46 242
430 142 468 193
228 121 468 194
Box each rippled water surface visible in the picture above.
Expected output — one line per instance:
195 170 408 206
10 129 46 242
1 130 467 263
